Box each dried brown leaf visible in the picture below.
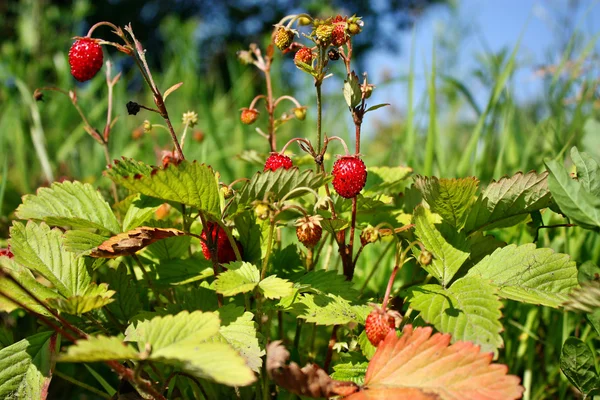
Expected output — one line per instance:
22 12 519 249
90 227 187 258
266 341 359 398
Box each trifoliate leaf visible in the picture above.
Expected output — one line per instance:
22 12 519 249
59 336 139 362
414 175 479 229
0 332 57 400
15 181 121 234
406 277 504 354
106 158 221 217
466 244 578 307
9 221 91 297
344 325 524 400
413 206 469 286
258 275 293 299
463 171 552 234
214 262 260 296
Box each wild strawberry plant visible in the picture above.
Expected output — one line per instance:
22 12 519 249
0 11 598 400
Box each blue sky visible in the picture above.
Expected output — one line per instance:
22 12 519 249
367 0 600 115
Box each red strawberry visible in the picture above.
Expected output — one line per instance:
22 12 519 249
68 38 103 82
331 24 348 46
264 153 293 172
332 156 367 198
200 222 242 265
294 47 313 65
0 247 13 259
365 309 396 346
295 215 323 248
240 108 259 125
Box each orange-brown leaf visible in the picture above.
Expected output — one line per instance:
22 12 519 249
345 325 523 400
89 227 187 258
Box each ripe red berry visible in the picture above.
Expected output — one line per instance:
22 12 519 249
240 108 259 125
295 215 323 248
365 309 396 346
0 247 13 259
332 156 367 198
331 24 348 47
200 222 242 265
294 47 313 65
264 153 293 172
68 38 104 82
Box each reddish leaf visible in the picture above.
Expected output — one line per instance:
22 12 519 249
90 227 187 258
345 325 523 400
266 341 359 398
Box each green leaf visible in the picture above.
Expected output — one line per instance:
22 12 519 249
294 294 370 325
105 264 143 324
270 245 304 280
258 275 293 299
546 158 600 230
234 211 268 265
331 362 369 385
0 332 56 399
15 181 121 234
320 218 349 234
155 257 213 286
365 103 390 113
357 331 377 360
63 230 109 257
125 311 255 386
144 234 191 261
365 166 413 196
215 305 264 372
414 176 479 229
560 337 600 396
296 270 359 300
343 72 362 108
571 147 600 196
46 283 115 315
0 258 60 316
10 222 91 297
214 262 260 296
59 336 140 362
412 206 469 286
463 171 552 234
406 277 503 354
228 168 329 216
466 244 578 307
122 194 164 232
107 159 221 217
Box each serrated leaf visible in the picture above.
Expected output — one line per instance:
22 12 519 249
59 336 140 362
15 181 121 234
466 244 578 307
10 222 91 297
463 171 552 234
105 264 143 324
296 270 359 300
343 72 362 108
214 262 260 296
571 147 600 196
46 283 115 315
365 166 413 195
414 175 479 229
357 331 377 360
228 168 329 216
345 325 524 400
106 159 221 217
331 362 369 385
0 258 60 316
0 332 57 400
546 158 600 230
406 278 504 354
234 211 268 265
413 206 469 286
89 227 188 258
270 245 304 280
63 230 109 256
155 257 213 286
122 194 164 232
295 294 369 325
259 275 293 299
215 305 264 372
560 337 600 396
125 311 255 386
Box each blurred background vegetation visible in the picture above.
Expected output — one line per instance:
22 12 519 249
0 0 599 399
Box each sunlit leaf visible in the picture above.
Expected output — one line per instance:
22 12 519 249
59 336 140 362
46 283 115 315
214 262 260 296
258 275 293 299
215 305 264 372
